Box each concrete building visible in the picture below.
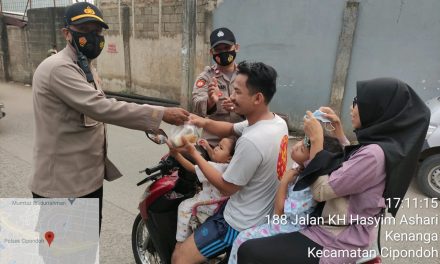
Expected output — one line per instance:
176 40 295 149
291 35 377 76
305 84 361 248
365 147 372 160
1 0 439 135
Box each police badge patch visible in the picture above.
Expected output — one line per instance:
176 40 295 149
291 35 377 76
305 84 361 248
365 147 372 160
196 79 206 88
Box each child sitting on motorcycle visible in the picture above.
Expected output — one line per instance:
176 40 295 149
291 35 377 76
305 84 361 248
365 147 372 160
228 135 343 264
168 137 236 243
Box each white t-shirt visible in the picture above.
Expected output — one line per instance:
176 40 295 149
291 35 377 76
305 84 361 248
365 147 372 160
223 114 289 231
195 161 228 201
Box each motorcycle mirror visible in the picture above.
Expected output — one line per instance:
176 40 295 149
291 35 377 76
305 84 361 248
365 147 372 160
145 129 168 145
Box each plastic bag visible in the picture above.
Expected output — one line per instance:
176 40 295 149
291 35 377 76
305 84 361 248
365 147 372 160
169 123 201 147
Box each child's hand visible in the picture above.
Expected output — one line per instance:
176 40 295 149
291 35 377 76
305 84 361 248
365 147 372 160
197 139 210 150
304 111 324 142
181 137 197 155
167 137 197 156
166 140 179 157
281 168 299 184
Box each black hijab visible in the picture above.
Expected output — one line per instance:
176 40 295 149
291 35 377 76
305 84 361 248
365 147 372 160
293 150 344 191
355 78 430 217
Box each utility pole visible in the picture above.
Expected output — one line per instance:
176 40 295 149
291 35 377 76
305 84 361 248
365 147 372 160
121 4 132 93
181 0 196 110
329 0 359 116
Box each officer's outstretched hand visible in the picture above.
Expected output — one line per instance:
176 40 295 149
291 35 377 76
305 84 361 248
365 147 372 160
162 107 190 126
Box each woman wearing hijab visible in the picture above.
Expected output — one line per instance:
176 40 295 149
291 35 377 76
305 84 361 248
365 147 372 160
236 78 430 264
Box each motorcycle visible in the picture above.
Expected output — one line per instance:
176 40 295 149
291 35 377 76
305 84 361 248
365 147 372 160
130 129 382 264
131 129 228 264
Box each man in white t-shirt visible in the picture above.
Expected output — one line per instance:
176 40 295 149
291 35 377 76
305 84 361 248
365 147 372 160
171 61 289 264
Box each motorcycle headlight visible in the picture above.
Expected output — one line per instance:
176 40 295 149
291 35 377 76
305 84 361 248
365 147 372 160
426 125 437 139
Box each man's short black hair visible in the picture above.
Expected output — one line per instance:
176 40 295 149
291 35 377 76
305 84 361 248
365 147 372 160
237 61 277 104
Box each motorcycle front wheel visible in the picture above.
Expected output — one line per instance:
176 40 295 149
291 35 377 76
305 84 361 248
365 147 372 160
132 213 163 264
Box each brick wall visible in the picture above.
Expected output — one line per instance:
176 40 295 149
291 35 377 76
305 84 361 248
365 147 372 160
101 0 211 37
27 7 68 76
97 0 215 102
7 26 29 83
0 7 68 84
0 1 217 103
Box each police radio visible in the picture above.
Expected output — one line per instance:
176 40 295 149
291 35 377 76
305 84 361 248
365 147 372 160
68 28 95 85
76 50 95 84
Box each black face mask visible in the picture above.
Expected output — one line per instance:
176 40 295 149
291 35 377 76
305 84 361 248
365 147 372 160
213 50 236 66
70 29 105 60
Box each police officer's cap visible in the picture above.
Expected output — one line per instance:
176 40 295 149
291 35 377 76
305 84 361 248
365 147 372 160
210 27 236 48
64 2 109 29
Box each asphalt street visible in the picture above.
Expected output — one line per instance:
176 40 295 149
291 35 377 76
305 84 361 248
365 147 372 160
0 81 439 264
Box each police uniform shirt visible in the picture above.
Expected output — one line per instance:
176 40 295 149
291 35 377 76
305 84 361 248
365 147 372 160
191 64 244 144
31 45 164 197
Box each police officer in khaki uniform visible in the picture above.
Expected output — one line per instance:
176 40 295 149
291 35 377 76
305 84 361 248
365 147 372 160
30 2 189 230
191 28 244 145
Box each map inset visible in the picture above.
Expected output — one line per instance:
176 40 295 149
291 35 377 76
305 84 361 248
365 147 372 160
0 198 99 264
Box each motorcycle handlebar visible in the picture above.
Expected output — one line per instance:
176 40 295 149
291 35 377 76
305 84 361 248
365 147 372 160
142 146 208 176
144 156 179 175
136 172 162 186
145 163 163 175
